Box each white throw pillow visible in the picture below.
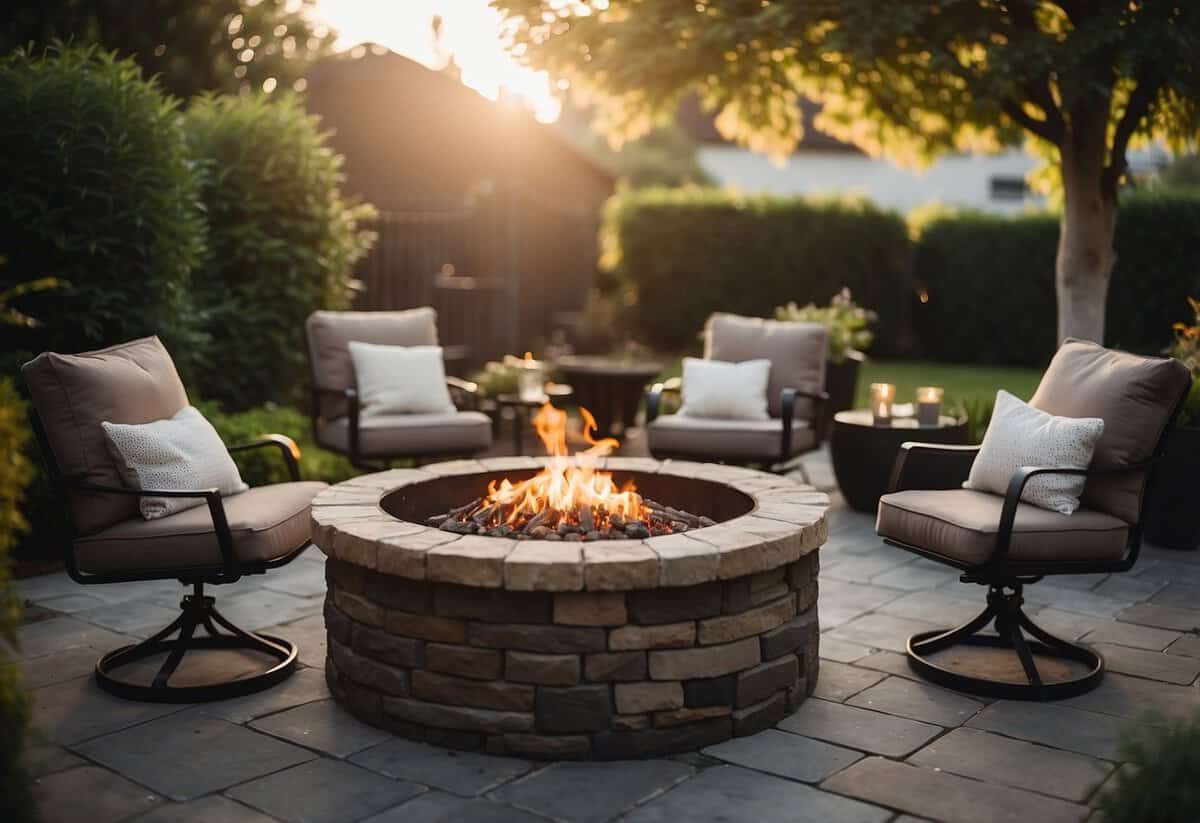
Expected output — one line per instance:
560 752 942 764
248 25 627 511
965 390 1105 515
679 357 771 420
102 406 248 521
348 341 456 417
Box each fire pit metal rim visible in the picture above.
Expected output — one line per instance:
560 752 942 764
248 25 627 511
311 458 829 592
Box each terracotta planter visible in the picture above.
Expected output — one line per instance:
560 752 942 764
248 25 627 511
1144 424 1200 550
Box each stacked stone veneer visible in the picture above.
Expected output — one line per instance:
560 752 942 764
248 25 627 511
324 554 819 759
313 458 827 760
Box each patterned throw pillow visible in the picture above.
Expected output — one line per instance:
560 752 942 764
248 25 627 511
102 406 248 520
965 390 1105 515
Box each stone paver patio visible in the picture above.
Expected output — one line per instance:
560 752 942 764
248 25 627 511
16 447 1200 822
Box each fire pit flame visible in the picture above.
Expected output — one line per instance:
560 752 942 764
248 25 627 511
430 403 713 540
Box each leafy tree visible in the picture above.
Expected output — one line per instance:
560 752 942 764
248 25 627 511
493 0 1200 344
1 0 334 99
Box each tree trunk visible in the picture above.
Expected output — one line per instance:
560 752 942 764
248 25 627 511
1056 124 1118 344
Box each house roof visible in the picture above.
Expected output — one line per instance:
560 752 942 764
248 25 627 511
305 48 616 210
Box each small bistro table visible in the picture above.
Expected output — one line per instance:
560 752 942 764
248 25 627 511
493 383 574 455
831 409 970 513
554 355 663 436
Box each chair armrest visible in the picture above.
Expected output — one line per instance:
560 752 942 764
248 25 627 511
645 379 681 424
227 435 302 482
67 479 241 581
446 376 479 410
887 442 982 494
989 461 1151 567
782 386 830 452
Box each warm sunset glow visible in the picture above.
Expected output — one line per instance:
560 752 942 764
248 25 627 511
311 0 562 122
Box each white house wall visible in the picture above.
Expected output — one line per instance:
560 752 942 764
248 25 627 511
695 146 1043 213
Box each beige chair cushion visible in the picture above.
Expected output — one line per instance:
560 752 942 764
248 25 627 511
74 481 327 574
22 336 189 534
705 313 828 418
317 411 492 458
1030 339 1191 523
648 414 814 461
306 308 439 418
877 488 1129 567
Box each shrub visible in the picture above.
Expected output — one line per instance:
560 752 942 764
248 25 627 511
0 378 36 822
184 93 376 411
0 45 206 377
195 401 357 485
1096 713 1200 823
911 210 1060 366
912 191 1200 366
775 288 878 364
601 188 913 354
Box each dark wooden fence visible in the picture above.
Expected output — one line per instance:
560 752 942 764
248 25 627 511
352 184 600 368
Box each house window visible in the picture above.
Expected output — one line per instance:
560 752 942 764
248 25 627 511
990 176 1029 201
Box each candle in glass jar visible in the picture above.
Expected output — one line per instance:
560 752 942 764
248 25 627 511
517 351 545 402
916 386 943 427
870 383 895 426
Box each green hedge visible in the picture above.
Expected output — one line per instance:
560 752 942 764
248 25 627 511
195 401 357 486
913 191 1200 365
601 188 913 353
605 188 1200 365
0 45 206 377
0 378 35 822
184 94 376 411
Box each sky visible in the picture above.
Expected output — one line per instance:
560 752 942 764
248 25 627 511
310 0 562 122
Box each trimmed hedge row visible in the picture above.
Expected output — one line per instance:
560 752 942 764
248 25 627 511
915 191 1200 365
601 188 913 354
605 188 1200 365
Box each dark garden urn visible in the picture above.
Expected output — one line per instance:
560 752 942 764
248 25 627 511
1144 425 1200 550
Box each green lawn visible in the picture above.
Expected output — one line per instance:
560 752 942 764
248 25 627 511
855 359 1042 408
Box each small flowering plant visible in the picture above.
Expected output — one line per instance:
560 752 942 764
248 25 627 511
1167 297 1200 426
775 288 878 364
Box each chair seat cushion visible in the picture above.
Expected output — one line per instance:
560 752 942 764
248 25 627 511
74 481 328 574
317 411 492 457
648 414 814 460
876 488 1129 567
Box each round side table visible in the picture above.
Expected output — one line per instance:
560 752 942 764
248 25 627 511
494 384 574 454
831 410 970 513
555 356 663 436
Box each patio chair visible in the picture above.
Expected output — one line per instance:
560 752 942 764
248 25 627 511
305 307 492 470
876 339 1190 700
645 312 830 468
22 336 328 702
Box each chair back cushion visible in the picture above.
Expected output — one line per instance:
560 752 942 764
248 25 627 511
1030 338 1191 523
704 313 828 418
306 308 439 418
22 336 189 534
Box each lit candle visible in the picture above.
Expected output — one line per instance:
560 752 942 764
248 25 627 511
870 383 895 426
916 386 943 427
517 351 545 402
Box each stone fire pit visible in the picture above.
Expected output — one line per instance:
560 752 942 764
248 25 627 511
311 457 827 760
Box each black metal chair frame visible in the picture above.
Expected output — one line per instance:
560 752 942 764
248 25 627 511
28 410 309 703
882 387 1187 700
303 328 487 471
645 377 830 471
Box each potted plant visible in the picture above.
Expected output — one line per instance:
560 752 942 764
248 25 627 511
1144 297 1200 550
775 288 878 432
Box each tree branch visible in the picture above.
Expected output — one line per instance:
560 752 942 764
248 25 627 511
1001 98 1064 144
1104 70 1160 190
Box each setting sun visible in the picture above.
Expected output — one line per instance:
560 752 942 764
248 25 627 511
311 0 561 122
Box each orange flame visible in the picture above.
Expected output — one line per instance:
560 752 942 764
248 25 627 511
483 403 647 528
